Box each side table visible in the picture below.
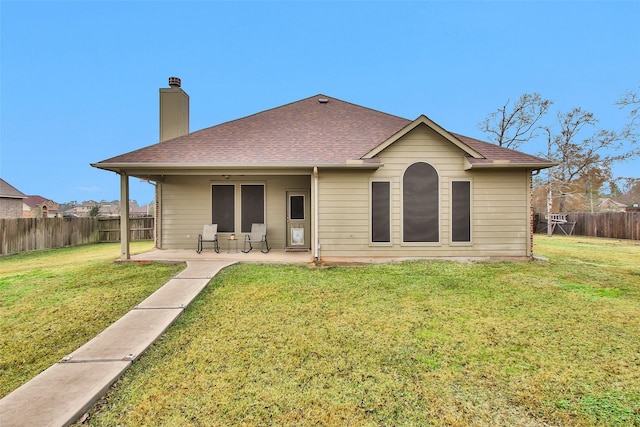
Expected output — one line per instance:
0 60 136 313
227 238 239 253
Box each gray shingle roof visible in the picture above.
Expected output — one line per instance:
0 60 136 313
452 133 555 167
94 94 554 170
97 95 409 166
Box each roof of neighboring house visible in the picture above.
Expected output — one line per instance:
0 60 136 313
0 178 27 199
23 195 58 209
598 198 627 209
93 94 555 172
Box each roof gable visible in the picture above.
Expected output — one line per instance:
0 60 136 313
362 115 485 159
0 178 27 199
23 195 57 208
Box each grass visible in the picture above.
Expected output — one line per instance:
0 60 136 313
72 235 639 426
0 242 185 398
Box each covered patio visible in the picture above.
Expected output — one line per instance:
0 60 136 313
127 248 315 264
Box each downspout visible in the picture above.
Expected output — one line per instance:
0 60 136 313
313 167 319 261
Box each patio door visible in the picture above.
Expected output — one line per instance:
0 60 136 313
286 191 310 248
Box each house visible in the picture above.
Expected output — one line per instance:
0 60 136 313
98 203 120 217
22 195 60 218
92 78 556 261
597 198 627 213
63 201 99 217
0 178 27 218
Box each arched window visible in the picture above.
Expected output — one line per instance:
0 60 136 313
403 162 438 242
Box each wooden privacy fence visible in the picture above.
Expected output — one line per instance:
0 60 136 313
1 217 154 256
97 217 154 242
567 212 640 241
1 217 99 255
535 212 640 240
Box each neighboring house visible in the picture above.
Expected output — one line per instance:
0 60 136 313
93 78 555 260
63 202 96 217
98 203 120 217
130 203 153 217
597 198 627 212
22 195 60 218
0 178 27 218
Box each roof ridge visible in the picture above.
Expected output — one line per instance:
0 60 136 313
318 95 410 122
189 94 410 137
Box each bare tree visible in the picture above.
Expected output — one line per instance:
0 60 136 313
616 87 640 142
478 93 552 150
545 107 635 211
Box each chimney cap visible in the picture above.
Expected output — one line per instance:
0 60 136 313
168 77 181 88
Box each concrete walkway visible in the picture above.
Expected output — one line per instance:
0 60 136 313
0 260 234 427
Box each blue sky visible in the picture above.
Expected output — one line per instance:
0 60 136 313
1 1 638 205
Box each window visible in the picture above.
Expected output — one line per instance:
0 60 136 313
289 195 305 220
451 180 471 242
403 162 439 242
371 181 391 243
212 184 235 232
241 184 265 233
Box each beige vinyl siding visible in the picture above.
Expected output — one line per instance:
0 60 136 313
318 124 532 258
160 174 310 250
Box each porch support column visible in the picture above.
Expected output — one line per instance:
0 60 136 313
313 167 319 260
120 172 130 260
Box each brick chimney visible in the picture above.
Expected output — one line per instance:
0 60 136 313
159 77 189 142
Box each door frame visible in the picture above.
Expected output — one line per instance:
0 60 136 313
286 190 310 248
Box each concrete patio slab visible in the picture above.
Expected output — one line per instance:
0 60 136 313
0 361 130 427
130 248 314 264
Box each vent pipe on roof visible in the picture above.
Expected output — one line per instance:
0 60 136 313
159 77 189 142
318 98 329 104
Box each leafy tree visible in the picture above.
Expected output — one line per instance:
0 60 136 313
89 205 100 217
478 93 552 150
607 179 623 199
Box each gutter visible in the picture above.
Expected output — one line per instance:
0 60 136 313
463 158 558 170
90 161 383 174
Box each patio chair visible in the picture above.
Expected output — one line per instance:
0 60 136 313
242 223 270 253
196 224 219 253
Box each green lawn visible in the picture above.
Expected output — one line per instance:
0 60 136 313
75 236 639 426
0 242 185 398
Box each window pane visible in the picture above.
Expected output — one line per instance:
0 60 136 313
371 181 390 242
452 181 471 242
241 185 265 233
212 185 235 232
290 195 305 220
403 162 438 242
